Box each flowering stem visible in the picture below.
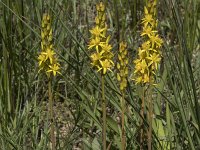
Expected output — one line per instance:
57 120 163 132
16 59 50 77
101 75 106 150
48 78 55 150
148 85 153 150
121 90 126 150
140 86 145 150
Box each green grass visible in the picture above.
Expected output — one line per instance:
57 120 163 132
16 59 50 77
0 0 200 149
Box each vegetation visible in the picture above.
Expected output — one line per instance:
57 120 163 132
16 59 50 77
0 0 200 149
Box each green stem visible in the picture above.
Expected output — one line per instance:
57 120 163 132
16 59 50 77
101 75 106 150
148 85 153 150
140 86 145 150
121 91 126 150
48 79 55 150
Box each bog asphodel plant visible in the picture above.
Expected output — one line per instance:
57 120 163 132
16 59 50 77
38 14 60 77
38 13 60 150
133 0 163 149
133 0 163 84
117 41 128 150
88 2 113 150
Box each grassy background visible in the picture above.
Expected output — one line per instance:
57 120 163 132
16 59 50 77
0 0 200 149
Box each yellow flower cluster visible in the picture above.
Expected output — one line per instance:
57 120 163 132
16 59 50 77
117 42 129 91
88 2 113 75
133 0 163 84
38 14 60 77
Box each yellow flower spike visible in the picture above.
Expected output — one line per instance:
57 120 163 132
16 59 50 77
88 2 113 77
117 41 129 91
38 13 60 77
92 3 111 146
133 0 162 85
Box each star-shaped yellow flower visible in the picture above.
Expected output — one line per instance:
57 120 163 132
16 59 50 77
146 53 161 69
149 33 163 48
141 7 154 28
89 26 106 38
99 59 113 74
38 53 46 66
41 48 55 64
141 25 157 37
47 63 61 76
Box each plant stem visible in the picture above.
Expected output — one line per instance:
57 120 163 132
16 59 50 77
148 86 153 150
121 91 126 150
101 75 106 150
140 86 145 150
48 79 55 150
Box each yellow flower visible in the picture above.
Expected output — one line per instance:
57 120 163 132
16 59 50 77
149 33 163 48
142 41 151 49
146 53 161 69
90 52 102 68
99 2 105 11
138 47 147 59
47 63 61 76
41 48 55 64
100 42 112 55
143 74 150 83
90 26 106 38
120 78 127 91
141 7 154 27
99 59 113 75
88 37 102 50
140 59 148 74
141 26 157 37
135 76 143 84
38 53 46 66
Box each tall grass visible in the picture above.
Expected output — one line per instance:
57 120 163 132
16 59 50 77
0 0 199 149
